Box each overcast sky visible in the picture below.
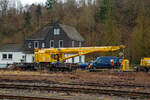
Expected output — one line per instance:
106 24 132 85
20 0 47 5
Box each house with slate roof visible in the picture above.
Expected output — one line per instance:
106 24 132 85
25 21 85 63
25 22 84 50
0 21 85 67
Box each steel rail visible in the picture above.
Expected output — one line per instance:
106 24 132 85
0 83 149 99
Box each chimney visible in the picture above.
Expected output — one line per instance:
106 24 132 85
50 19 55 25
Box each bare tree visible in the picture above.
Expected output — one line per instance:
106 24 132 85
0 0 9 16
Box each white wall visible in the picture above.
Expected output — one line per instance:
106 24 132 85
65 54 85 63
0 52 25 68
0 52 34 68
25 54 34 63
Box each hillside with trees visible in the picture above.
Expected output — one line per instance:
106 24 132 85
0 0 150 63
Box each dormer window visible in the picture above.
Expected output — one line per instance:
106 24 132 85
54 28 60 35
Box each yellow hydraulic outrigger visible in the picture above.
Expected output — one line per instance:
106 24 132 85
34 45 125 63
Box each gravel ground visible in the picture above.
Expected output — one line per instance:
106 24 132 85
0 70 149 100
0 89 145 100
0 70 149 86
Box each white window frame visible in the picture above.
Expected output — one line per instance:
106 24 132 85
59 40 63 48
50 40 54 48
54 29 57 35
8 54 13 59
42 42 45 48
2 54 13 60
28 42 32 48
54 28 60 35
2 54 7 60
72 41 75 47
57 29 60 35
79 42 82 47
34 41 39 48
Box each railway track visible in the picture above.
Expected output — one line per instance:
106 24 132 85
0 94 66 100
0 79 150 88
0 82 149 99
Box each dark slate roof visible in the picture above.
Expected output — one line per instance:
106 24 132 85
27 23 85 42
27 25 52 40
0 44 34 54
23 50 34 54
0 44 23 52
59 24 84 42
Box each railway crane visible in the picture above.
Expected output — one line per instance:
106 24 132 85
34 45 126 71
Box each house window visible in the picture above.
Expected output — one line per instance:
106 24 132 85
59 40 63 48
22 56 25 59
79 42 82 47
2 54 13 60
42 42 45 48
2 54 7 59
72 41 75 47
50 40 54 48
34 41 39 48
54 28 60 35
8 54 13 59
28 42 32 48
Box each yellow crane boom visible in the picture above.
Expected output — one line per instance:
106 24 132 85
34 45 125 63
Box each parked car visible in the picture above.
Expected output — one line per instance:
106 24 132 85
89 56 123 71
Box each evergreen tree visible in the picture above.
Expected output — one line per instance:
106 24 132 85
24 11 31 29
129 2 150 63
96 0 112 23
35 4 42 28
45 0 56 10
101 0 121 46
